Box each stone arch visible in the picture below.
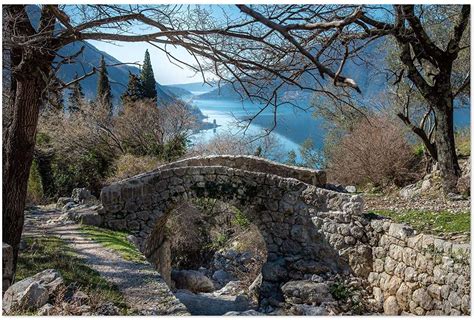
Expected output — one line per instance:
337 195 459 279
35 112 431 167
99 156 373 305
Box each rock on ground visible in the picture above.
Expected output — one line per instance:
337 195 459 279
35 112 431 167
2 269 63 314
3 243 13 293
174 290 250 315
281 280 334 305
171 270 214 293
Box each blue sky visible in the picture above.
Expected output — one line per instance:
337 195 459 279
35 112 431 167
89 5 242 85
90 40 199 85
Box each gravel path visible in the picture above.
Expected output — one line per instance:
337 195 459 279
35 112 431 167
22 206 189 315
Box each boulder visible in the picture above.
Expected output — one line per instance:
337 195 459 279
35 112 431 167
281 280 334 305
212 270 234 285
3 243 13 293
3 281 49 313
171 270 214 293
71 188 96 204
3 269 64 313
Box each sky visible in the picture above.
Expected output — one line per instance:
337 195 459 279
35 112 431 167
88 5 243 85
90 40 199 85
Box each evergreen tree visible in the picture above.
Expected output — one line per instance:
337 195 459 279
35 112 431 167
140 50 157 100
97 55 113 114
121 72 143 103
68 73 85 113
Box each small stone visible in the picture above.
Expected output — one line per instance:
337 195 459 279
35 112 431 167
412 288 432 310
345 186 357 193
37 303 54 316
383 295 400 315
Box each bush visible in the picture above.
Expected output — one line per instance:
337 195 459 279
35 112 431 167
109 154 161 182
26 159 44 204
326 115 421 188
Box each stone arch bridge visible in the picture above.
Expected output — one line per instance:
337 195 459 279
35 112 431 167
98 155 373 304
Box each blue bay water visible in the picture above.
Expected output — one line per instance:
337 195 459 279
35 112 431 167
190 98 470 161
190 99 324 160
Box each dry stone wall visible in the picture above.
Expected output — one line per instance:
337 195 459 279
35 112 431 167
367 218 470 315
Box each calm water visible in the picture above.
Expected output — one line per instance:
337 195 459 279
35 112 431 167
190 99 324 160
190 98 471 161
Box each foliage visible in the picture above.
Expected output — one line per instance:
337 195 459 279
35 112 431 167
96 55 112 114
140 50 157 100
232 208 251 229
16 236 126 311
162 134 187 162
51 149 112 197
372 209 470 235
26 159 44 204
79 225 146 263
330 281 351 301
109 154 161 182
121 72 144 104
38 99 194 197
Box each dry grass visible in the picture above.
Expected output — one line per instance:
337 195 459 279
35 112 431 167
108 154 162 182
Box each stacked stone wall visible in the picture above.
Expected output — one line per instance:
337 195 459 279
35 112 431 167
367 219 470 315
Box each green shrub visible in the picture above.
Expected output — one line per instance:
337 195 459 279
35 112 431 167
26 159 44 204
232 209 250 229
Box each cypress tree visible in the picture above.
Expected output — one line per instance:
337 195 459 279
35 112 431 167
140 49 157 100
121 72 143 104
68 73 85 113
97 55 113 114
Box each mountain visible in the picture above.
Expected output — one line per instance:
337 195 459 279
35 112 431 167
56 41 177 106
25 5 181 107
166 82 216 95
196 42 387 104
162 85 193 98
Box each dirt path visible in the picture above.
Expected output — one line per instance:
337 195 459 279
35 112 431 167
22 206 189 315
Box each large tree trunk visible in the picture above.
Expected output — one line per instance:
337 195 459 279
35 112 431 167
432 97 461 193
3 76 45 272
2 5 55 275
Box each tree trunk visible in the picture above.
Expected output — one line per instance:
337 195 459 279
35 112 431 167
2 5 55 274
432 97 461 193
3 76 45 272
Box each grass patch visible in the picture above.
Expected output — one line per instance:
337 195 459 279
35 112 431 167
79 225 146 263
372 210 470 235
16 236 127 311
